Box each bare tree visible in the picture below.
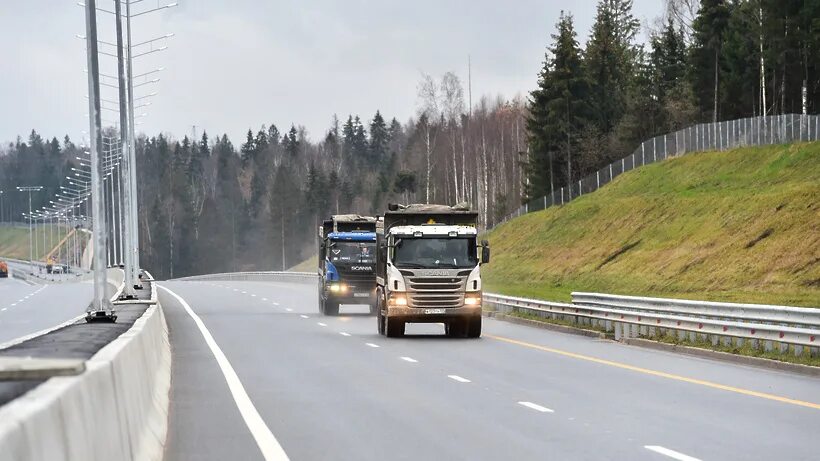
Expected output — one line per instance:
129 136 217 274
666 0 700 43
417 74 440 204
440 72 465 203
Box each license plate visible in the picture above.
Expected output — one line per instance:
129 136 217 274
424 308 446 314
353 292 370 298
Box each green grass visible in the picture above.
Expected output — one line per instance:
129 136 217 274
484 142 820 307
0 225 71 261
288 256 316 273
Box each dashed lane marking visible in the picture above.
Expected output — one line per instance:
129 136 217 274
317 322 327 327
365 343 380 348
448 375 471 383
517 401 554 413
644 446 701 461
300 315 309 319
400 357 418 363
340 332 351 337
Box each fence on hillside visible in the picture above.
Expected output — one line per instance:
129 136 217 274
493 113 820 230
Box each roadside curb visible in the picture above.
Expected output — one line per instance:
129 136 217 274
622 338 820 378
485 311 606 339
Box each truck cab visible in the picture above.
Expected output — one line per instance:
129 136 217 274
318 215 378 316
376 204 490 338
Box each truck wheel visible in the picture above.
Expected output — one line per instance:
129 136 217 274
385 317 405 337
466 316 482 338
324 300 339 316
445 320 466 338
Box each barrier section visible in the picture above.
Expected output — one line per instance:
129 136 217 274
0 303 171 461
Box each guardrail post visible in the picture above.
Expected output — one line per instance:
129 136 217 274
779 342 788 354
764 340 773 352
605 320 612 332
614 322 622 341
793 345 803 357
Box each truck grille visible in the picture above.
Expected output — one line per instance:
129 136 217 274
337 270 375 288
407 276 466 308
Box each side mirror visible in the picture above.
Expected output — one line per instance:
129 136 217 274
481 240 490 264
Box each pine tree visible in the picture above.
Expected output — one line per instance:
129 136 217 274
585 0 640 134
240 129 255 165
369 110 389 167
689 0 731 121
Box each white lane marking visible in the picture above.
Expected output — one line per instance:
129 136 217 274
317 322 327 327
448 375 471 383
299 315 309 319
241 291 247 294
285 308 293 312
261 298 268 301
340 332 351 337
517 401 554 413
10 304 16 307
158 285 289 461
365 343 380 348
400 356 418 363
644 446 701 461
273 302 280 306
233 289 239 292
0 308 6 311
250 294 256 297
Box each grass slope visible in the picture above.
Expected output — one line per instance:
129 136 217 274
0 225 70 261
484 142 820 307
288 256 316 273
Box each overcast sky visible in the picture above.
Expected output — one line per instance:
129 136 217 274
1 0 664 146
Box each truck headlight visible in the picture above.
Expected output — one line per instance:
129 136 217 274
329 283 347 293
389 293 408 306
464 293 481 306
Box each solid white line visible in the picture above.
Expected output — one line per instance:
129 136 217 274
644 446 701 461
365 343 380 348
340 332 351 337
299 315 309 319
448 375 471 383
400 356 418 363
317 322 327 327
517 401 554 413
158 285 289 461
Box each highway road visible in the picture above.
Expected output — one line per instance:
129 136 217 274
158 279 819 461
0 273 91 345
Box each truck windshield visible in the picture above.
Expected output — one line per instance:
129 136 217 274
329 241 376 264
393 237 477 269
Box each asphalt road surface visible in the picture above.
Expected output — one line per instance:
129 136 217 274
158 279 819 461
0 273 91 345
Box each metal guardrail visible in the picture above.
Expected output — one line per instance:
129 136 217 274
170 271 317 283
484 292 819 357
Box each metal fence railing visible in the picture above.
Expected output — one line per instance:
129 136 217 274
484 292 820 358
169 271 317 283
493 113 820 229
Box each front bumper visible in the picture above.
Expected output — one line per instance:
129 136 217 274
386 305 482 323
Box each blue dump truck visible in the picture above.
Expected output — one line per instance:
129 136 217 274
318 215 378 316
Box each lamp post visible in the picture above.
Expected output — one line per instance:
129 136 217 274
16 186 42 271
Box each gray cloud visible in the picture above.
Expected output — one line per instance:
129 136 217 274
0 0 663 145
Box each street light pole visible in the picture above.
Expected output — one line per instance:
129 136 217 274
84 0 115 321
16 186 42 272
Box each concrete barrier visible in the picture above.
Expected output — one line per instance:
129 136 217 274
0 302 171 461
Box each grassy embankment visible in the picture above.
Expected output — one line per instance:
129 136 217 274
484 142 820 308
0 225 71 261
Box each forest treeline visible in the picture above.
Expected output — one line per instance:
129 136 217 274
1 0 817 278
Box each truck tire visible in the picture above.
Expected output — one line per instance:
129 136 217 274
324 300 339 316
385 317 405 337
465 316 482 338
445 320 466 338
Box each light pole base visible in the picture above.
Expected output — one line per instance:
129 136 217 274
85 307 117 323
